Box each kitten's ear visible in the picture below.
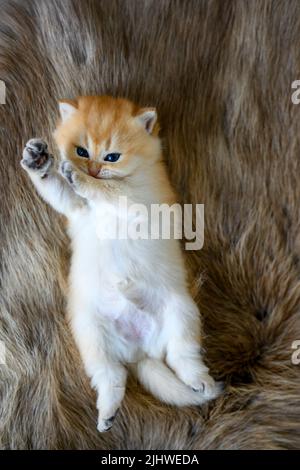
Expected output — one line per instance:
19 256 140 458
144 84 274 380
58 99 78 122
136 108 158 134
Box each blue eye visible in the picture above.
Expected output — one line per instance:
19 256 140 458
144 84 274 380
104 153 121 163
76 146 89 158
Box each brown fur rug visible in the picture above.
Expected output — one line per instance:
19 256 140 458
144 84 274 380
1 0 300 449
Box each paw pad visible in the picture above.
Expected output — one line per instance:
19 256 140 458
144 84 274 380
21 138 52 174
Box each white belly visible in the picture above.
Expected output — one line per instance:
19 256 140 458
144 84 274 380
68 211 163 361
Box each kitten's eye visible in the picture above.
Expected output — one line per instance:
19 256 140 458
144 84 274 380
76 146 89 158
104 152 121 163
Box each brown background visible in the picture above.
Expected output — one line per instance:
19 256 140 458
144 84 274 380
0 0 300 449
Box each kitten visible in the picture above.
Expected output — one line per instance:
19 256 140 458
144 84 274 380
21 96 220 432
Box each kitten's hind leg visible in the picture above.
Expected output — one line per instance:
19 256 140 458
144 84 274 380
164 294 221 401
136 357 215 406
70 307 127 432
93 363 127 432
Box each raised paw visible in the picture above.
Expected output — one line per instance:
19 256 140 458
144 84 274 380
60 160 77 185
97 410 119 433
21 138 53 176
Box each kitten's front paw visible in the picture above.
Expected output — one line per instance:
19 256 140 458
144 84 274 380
21 138 53 176
60 161 77 185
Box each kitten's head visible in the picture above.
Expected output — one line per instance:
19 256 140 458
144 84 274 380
54 96 161 180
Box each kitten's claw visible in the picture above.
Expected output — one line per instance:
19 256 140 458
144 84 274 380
21 138 53 176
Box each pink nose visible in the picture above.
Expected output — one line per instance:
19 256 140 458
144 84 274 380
88 162 101 177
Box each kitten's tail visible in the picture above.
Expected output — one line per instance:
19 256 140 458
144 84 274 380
136 358 219 406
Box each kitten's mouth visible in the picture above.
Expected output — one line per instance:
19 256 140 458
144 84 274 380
88 171 125 181
88 163 112 179
89 171 112 179
85 165 123 180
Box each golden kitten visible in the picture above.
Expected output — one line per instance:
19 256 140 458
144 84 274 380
21 96 220 432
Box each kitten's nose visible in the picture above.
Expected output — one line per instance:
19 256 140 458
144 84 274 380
88 161 101 177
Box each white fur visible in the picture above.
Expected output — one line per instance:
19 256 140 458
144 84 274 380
21 139 220 433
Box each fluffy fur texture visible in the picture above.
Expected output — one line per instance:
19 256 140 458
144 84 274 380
21 96 219 432
1 0 300 449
